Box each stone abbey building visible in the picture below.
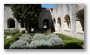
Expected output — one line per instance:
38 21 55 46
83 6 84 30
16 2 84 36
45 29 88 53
4 4 84 40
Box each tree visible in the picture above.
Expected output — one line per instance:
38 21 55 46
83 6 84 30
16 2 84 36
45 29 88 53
11 4 42 33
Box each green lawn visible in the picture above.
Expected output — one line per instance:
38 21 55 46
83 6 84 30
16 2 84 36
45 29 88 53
57 33 84 49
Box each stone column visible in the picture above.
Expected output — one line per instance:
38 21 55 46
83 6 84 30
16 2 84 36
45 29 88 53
15 19 19 29
70 4 77 34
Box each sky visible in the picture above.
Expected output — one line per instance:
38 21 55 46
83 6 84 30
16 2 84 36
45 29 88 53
41 4 56 8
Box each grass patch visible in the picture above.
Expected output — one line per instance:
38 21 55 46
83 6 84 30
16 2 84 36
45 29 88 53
4 29 19 36
4 33 22 49
57 33 84 49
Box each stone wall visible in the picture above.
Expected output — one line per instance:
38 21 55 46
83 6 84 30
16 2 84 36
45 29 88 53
53 4 84 40
4 5 25 31
38 8 53 28
4 6 18 29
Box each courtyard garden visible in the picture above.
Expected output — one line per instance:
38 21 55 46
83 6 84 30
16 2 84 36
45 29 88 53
4 29 84 49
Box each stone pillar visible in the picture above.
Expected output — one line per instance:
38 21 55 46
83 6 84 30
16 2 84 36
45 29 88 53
70 4 77 34
5 19 7 29
15 19 19 29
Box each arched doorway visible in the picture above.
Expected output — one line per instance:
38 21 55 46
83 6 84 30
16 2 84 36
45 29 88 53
64 15 70 28
76 9 84 31
7 18 15 28
57 17 61 26
43 19 49 29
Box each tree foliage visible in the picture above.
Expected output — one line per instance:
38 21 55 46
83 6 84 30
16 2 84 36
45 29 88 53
11 4 42 23
11 4 42 33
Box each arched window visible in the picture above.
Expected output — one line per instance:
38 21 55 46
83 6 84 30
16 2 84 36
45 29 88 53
57 17 61 26
64 15 70 28
7 18 15 28
43 19 49 28
76 9 84 31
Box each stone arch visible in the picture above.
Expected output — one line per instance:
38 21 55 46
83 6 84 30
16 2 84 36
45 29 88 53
76 9 84 31
57 17 61 26
64 15 70 28
7 18 15 28
43 19 49 28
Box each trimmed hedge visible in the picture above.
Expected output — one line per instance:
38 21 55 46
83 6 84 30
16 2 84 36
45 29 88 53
4 29 19 36
4 29 11 35
57 33 84 49
11 29 19 35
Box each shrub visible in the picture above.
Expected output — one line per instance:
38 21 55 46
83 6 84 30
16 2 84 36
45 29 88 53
33 34 45 40
11 29 19 35
9 40 29 49
29 33 65 49
20 34 32 39
48 37 64 46
57 33 84 49
4 33 22 49
4 29 11 35
57 34 74 40
57 34 84 45
29 39 52 48
4 29 19 35
20 34 32 43
45 33 59 40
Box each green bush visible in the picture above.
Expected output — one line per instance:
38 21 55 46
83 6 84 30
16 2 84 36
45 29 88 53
4 29 19 35
4 33 22 49
48 37 64 46
29 39 52 49
56 33 84 49
20 34 32 42
45 33 59 40
28 33 64 49
9 40 29 49
4 29 11 35
57 34 84 45
11 29 19 35
33 34 46 40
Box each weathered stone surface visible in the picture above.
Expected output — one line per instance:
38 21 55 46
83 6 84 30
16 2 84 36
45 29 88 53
52 4 84 40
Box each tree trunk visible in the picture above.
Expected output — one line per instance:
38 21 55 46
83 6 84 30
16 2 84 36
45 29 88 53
25 22 31 33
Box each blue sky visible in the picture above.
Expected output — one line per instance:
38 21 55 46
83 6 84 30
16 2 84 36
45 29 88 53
41 4 56 8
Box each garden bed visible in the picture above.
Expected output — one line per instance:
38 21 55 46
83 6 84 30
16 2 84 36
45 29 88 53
4 33 22 49
57 34 84 49
7 33 84 49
